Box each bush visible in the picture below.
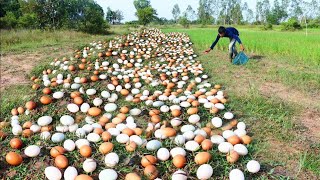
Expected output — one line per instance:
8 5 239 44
179 16 190 28
18 13 38 28
0 12 18 29
281 18 302 31
308 18 320 28
261 23 273 30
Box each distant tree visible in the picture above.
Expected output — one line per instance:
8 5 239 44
106 7 115 24
115 10 124 24
0 0 22 18
133 0 150 10
134 0 156 25
136 6 157 25
256 1 263 23
185 5 196 22
172 4 180 22
289 0 303 19
0 11 18 28
179 13 190 28
266 0 288 24
18 13 38 28
198 0 214 25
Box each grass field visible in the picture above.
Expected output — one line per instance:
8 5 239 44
1 26 319 179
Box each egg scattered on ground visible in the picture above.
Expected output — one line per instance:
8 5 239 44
2 28 261 179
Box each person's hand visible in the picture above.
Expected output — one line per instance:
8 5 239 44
204 48 212 54
240 44 245 51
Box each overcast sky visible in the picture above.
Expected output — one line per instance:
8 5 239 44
96 0 262 22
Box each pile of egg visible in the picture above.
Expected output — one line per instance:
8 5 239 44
1 28 261 180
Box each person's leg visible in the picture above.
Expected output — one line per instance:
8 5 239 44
228 38 237 62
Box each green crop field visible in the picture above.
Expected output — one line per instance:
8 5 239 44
1 26 319 179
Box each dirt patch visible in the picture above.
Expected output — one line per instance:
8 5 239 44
260 82 320 140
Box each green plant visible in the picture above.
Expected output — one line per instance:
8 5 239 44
281 18 302 31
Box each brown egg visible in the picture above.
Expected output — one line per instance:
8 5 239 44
141 155 157 167
227 150 239 163
172 154 186 168
32 84 40 90
117 113 127 120
149 109 160 116
68 65 76 71
227 135 241 145
88 107 101 116
101 131 112 141
133 128 143 135
126 141 137 152
40 96 52 105
201 139 213 150
195 152 211 165
162 128 176 137
171 109 181 117
0 131 7 139
99 116 109 124
210 107 219 114
125 173 141 180
75 174 93 180
120 89 130 96
74 96 83 105
105 123 116 130
42 88 52 94
194 135 205 144
23 121 32 129
187 107 198 115
240 135 252 144
90 75 98 82
6 152 23 166
122 128 135 136
80 145 92 157
150 115 161 123
120 106 129 114
25 101 36 110
10 138 23 149
22 129 33 138
17 107 25 114
214 84 221 89
93 128 103 135
70 91 81 98
99 142 113 154
144 165 158 180
50 146 65 158
55 155 68 169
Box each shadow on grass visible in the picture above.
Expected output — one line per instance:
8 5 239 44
249 54 265 60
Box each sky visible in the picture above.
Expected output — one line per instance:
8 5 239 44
96 0 260 22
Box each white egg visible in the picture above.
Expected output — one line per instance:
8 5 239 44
185 141 200 151
38 116 53 126
222 130 235 139
214 103 225 110
87 133 101 142
183 131 195 140
101 91 111 98
234 144 248 156
30 125 41 133
172 170 187 180
86 89 96 95
171 118 182 127
68 124 78 132
157 148 170 161
234 129 247 137
64 166 78 180
229 169 245 180
237 122 246 130
51 133 65 143
40 131 51 140
224 112 234 119
82 124 93 133
99 169 118 180
83 159 97 173
53 91 64 99
45 166 62 180
211 117 223 128
80 103 90 113
76 128 86 138
12 125 22 135
129 135 143 146
247 160 260 173
218 142 234 153
108 128 120 136
63 139 75 151
67 103 79 113
60 115 74 126
93 98 103 106
146 140 162 151
130 108 141 116
24 145 40 157
196 164 213 179
104 103 117 112
188 114 200 124
170 147 186 157
116 134 129 143
210 135 225 144
181 125 195 133
105 153 119 167
174 135 186 145
75 139 90 149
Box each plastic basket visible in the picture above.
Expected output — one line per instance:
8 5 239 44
232 52 249 65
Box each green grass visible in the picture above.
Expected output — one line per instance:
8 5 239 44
161 27 320 66
1 26 319 179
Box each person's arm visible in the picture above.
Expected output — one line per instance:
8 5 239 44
231 34 245 51
210 34 220 49
204 35 220 53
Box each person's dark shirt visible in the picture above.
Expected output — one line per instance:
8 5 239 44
210 27 242 49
